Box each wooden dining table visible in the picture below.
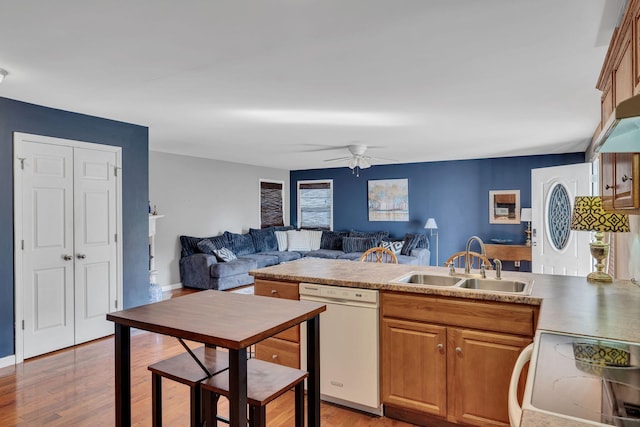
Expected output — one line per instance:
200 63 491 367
107 290 326 427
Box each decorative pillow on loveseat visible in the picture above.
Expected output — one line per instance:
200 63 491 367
320 230 349 250
286 229 311 251
249 227 278 252
400 233 429 256
223 231 256 256
381 240 404 255
212 247 237 262
342 236 377 253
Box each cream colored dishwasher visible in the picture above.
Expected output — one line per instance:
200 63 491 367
299 282 382 415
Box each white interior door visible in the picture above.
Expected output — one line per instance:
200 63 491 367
16 134 121 360
74 147 117 343
21 142 75 358
531 163 592 276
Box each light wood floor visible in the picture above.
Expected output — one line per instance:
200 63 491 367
0 288 416 426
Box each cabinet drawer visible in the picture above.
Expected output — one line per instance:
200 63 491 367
255 337 300 369
254 279 299 300
382 292 536 337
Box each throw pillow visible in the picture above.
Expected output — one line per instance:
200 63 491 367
349 230 389 245
196 238 218 255
342 236 377 253
274 230 288 251
179 235 203 257
223 231 256 256
381 240 404 255
401 233 428 256
249 227 278 252
212 247 237 262
286 230 312 251
320 230 348 250
308 230 323 251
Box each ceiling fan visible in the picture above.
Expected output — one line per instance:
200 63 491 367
324 144 395 177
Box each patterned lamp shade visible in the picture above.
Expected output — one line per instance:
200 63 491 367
570 196 630 233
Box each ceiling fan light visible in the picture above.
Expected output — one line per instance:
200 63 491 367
348 158 358 169
359 158 371 169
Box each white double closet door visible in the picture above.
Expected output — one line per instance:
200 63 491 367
15 133 121 360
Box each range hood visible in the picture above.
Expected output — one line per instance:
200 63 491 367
596 93 640 153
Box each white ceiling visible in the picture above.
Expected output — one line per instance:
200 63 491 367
0 0 626 170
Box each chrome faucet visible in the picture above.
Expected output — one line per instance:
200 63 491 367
494 259 502 280
465 236 486 274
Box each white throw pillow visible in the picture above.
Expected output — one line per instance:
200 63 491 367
286 229 312 251
308 230 322 251
274 231 288 251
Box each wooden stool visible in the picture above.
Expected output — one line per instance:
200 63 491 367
147 346 229 427
201 358 308 427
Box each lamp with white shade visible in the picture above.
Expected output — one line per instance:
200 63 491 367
520 208 532 247
424 218 438 266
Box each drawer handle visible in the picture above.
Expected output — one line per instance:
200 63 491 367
455 347 462 355
621 174 632 182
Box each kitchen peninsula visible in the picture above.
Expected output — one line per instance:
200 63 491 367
250 258 640 427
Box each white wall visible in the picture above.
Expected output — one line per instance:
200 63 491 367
149 151 290 286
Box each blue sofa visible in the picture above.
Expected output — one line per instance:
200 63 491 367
179 228 430 291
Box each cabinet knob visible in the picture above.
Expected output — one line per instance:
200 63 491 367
77 254 86 260
437 344 444 351
272 354 278 360
62 255 73 261
271 289 278 295
621 174 632 182
455 347 462 354
605 184 614 190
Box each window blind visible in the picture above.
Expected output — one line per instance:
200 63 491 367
260 181 284 228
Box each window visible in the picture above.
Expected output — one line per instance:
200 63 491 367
259 180 284 228
297 180 333 230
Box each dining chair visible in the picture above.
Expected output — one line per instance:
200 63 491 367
360 246 398 264
445 251 493 270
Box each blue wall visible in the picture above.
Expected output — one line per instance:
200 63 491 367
0 97 149 358
291 153 585 270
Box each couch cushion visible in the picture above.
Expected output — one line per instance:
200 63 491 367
401 233 429 255
349 230 389 244
342 236 377 253
337 252 364 261
209 258 256 278
396 254 421 265
304 249 343 259
320 231 349 250
197 239 218 255
260 250 302 263
224 231 256 256
237 253 279 268
286 230 312 251
213 247 237 262
249 227 278 252
381 240 404 255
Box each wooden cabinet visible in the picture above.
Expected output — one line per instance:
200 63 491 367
381 292 537 427
600 152 640 213
254 279 301 368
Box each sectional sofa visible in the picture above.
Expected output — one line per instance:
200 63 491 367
179 227 430 291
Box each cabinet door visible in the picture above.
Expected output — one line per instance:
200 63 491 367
447 328 531 426
614 25 634 106
613 153 640 209
601 153 616 211
381 318 447 417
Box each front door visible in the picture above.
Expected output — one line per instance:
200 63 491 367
531 163 592 276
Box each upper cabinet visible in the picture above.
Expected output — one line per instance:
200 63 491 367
596 1 640 213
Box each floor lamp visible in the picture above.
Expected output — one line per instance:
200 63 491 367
424 218 439 266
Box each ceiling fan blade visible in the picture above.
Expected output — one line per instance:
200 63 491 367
324 156 351 162
366 155 398 162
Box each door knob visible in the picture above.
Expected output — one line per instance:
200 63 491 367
77 254 86 259
62 255 73 261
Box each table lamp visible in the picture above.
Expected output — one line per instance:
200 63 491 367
520 208 532 246
569 196 630 283
424 218 439 266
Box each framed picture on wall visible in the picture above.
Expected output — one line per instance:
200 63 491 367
489 190 520 224
368 179 409 221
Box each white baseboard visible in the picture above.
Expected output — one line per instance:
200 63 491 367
0 354 16 368
161 282 182 292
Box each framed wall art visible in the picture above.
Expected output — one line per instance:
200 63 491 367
368 179 409 221
489 190 520 224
